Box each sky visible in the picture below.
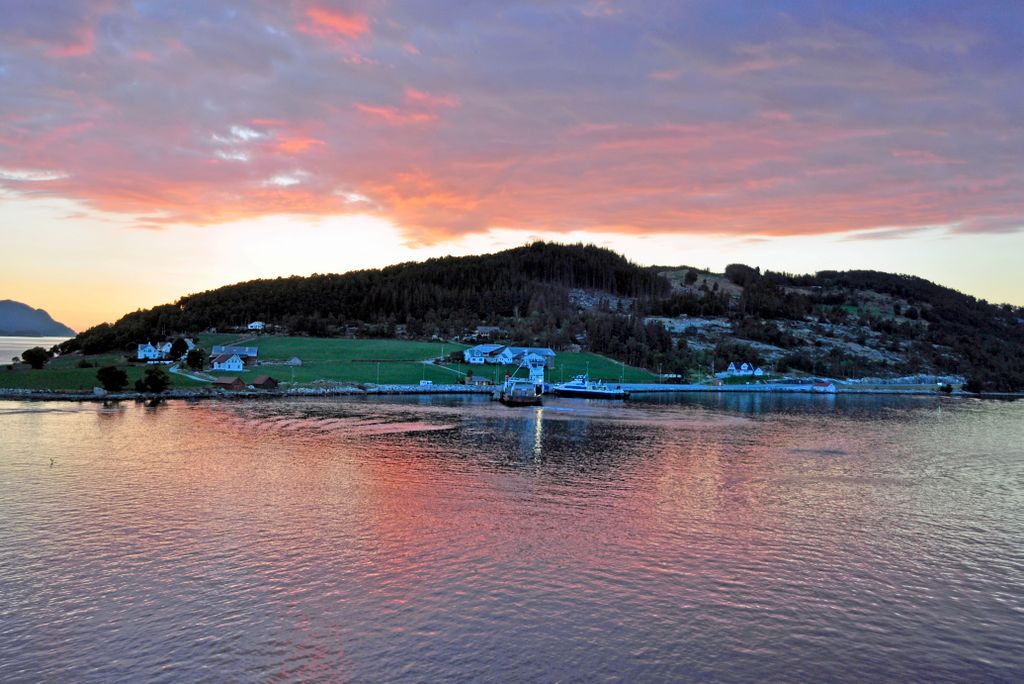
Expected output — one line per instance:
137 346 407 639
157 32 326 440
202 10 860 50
1 0 1023 332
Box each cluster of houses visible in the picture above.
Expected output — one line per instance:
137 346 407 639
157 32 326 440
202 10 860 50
719 362 765 378
462 344 556 368
136 339 197 362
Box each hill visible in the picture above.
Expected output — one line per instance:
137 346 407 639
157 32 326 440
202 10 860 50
56 242 1024 391
0 300 75 337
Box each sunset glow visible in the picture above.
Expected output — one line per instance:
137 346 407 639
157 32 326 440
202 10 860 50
1 1 1022 330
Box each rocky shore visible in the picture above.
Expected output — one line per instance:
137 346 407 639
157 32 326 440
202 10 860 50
2 382 1018 402
0 383 494 402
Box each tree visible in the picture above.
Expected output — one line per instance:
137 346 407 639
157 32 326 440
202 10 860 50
684 269 699 285
142 366 171 393
169 338 189 359
96 366 129 392
185 348 208 370
21 347 50 370
963 377 985 394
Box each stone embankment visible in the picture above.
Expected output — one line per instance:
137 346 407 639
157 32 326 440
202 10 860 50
0 384 492 402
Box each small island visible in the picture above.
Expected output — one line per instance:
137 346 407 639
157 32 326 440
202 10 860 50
3 244 1019 400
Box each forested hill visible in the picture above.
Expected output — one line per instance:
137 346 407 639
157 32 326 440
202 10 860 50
61 242 668 351
58 242 1024 390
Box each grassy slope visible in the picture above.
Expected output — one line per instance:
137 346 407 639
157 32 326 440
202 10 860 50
0 353 205 391
197 336 657 385
198 335 470 386
1 335 657 390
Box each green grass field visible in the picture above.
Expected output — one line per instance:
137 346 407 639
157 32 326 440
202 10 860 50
197 336 656 385
1 335 656 390
0 351 205 391
196 335 470 386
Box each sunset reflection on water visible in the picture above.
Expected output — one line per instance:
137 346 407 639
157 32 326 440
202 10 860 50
1 394 1022 681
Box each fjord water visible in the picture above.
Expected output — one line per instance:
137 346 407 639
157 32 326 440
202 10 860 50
1 395 1022 682
0 336 70 362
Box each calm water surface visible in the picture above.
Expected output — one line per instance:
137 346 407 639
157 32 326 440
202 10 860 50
0 336 70 362
1 394 1022 682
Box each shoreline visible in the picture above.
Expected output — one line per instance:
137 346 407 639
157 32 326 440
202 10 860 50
1 383 1020 402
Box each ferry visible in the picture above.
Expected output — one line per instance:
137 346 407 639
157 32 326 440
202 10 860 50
497 357 545 406
551 374 630 399
499 379 543 406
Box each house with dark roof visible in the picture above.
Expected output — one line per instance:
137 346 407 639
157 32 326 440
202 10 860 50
212 376 246 391
211 345 258 371
463 343 507 364
250 375 279 390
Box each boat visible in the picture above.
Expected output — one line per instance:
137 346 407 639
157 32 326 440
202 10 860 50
497 357 545 406
499 379 543 406
551 374 629 399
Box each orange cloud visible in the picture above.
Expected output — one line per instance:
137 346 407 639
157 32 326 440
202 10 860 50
276 137 326 153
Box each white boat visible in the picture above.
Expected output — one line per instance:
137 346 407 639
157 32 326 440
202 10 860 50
551 374 629 399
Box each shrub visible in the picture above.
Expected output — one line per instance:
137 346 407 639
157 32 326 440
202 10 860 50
142 366 171 393
963 377 985 393
96 366 129 392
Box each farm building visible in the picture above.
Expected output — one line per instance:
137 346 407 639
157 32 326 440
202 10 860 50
463 344 507 364
212 353 246 372
463 344 556 367
212 377 246 391
211 346 258 366
508 347 556 368
250 375 279 390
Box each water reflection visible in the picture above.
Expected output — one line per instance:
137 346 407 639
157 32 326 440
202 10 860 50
1 395 1022 682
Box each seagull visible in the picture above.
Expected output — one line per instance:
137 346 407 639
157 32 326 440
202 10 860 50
49 458 55 467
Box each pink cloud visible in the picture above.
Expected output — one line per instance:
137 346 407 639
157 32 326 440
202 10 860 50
353 104 437 125
404 87 458 108
298 6 370 42
276 136 326 153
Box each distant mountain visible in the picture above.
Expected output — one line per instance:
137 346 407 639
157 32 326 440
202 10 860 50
0 300 75 337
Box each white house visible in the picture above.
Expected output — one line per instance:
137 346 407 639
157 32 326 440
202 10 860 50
157 338 196 359
137 342 163 360
212 353 246 372
508 347 556 368
248 321 265 331
812 380 837 393
463 344 556 367
721 361 764 378
463 344 506 364
211 345 258 370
